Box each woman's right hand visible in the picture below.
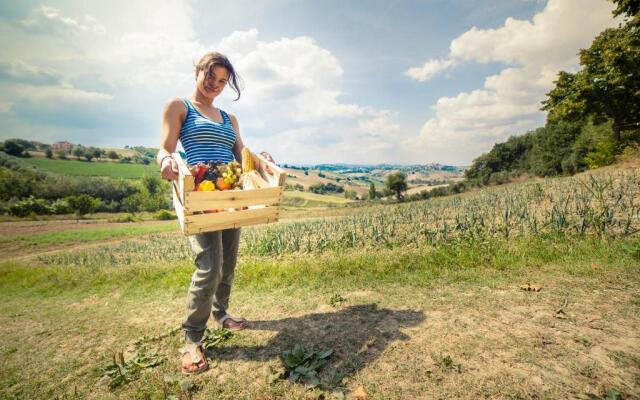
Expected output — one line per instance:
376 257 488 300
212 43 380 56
160 157 179 180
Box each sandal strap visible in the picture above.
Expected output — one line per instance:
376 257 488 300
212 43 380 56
179 342 204 364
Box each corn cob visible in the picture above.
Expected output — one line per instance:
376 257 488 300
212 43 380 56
242 147 254 172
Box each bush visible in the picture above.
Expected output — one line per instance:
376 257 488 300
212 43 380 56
8 196 53 217
584 139 617 169
66 194 101 217
344 190 357 200
122 193 144 213
108 213 141 223
153 210 177 220
51 198 73 214
3 140 26 157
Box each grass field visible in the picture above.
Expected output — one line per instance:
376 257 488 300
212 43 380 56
0 163 639 399
283 190 354 207
23 157 158 179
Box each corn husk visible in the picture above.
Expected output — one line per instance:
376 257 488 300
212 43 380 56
239 170 268 190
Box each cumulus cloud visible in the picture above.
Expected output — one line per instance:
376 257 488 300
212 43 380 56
405 0 618 164
21 5 105 33
1 3 400 163
212 29 401 163
404 58 455 82
0 61 64 85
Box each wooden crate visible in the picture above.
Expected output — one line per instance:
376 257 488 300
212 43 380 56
171 152 286 235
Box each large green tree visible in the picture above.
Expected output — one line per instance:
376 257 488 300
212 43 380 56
612 0 639 24
385 172 407 201
542 2 640 142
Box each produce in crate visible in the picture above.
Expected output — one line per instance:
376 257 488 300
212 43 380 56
171 151 285 235
191 160 243 191
197 180 216 192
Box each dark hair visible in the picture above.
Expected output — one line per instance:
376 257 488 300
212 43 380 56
195 52 243 101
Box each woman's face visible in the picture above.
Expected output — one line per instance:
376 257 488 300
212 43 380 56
196 65 229 99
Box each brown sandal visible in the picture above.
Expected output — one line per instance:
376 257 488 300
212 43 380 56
216 314 248 330
180 342 208 375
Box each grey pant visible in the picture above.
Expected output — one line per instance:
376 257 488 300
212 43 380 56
182 228 241 344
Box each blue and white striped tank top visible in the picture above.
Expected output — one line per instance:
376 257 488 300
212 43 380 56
180 98 236 165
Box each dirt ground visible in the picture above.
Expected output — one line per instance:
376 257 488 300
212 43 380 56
1 267 638 399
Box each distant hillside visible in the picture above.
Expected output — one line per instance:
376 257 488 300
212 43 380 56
284 163 465 173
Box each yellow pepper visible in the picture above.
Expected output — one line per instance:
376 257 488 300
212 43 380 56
197 180 216 191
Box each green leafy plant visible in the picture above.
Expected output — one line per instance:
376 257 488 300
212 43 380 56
279 344 333 388
329 294 346 308
163 373 197 400
103 349 165 389
201 327 233 349
432 352 464 373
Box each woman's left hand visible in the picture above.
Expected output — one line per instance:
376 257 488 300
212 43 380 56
259 151 275 175
260 151 275 163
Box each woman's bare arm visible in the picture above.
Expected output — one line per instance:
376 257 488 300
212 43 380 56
158 98 186 180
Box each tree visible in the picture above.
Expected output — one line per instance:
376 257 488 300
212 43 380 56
344 189 357 200
45 148 53 158
3 140 25 157
141 174 162 195
542 18 640 142
66 194 100 217
107 150 120 160
611 0 639 24
57 150 67 160
72 146 85 159
385 172 407 201
90 147 103 160
368 183 377 200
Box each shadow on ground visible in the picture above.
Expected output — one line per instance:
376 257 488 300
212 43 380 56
207 303 426 381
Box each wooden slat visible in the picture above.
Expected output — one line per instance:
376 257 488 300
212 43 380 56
183 206 280 234
253 152 287 187
172 153 194 201
185 186 282 211
172 184 186 233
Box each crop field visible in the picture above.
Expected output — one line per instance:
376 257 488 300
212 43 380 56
23 157 158 179
0 164 639 399
283 190 355 207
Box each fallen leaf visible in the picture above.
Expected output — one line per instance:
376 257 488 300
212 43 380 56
520 284 542 292
352 385 368 400
591 263 600 270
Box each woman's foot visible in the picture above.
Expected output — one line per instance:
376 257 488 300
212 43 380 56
180 343 208 374
217 314 248 330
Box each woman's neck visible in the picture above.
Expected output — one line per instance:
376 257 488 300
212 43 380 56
192 89 215 107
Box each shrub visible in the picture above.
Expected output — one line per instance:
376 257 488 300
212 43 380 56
66 194 101 217
51 198 73 214
153 210 177 220
108 213 141 223
8 196 53 217
584 139 617 169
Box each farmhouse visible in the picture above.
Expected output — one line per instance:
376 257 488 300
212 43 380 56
51 141 74 152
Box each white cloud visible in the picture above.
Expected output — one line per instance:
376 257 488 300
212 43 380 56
213 29 401 163
404 58 455 82
405 0 618 164
1 3 400 164
21 5 105 33
14 84 113 102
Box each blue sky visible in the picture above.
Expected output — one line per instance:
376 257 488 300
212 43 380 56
0 0 617 165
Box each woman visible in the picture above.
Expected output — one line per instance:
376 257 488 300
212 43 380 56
157 51 271 374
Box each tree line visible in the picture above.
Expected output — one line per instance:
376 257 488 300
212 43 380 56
0 153 171 217
0 139 157 165
466 0 639 185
